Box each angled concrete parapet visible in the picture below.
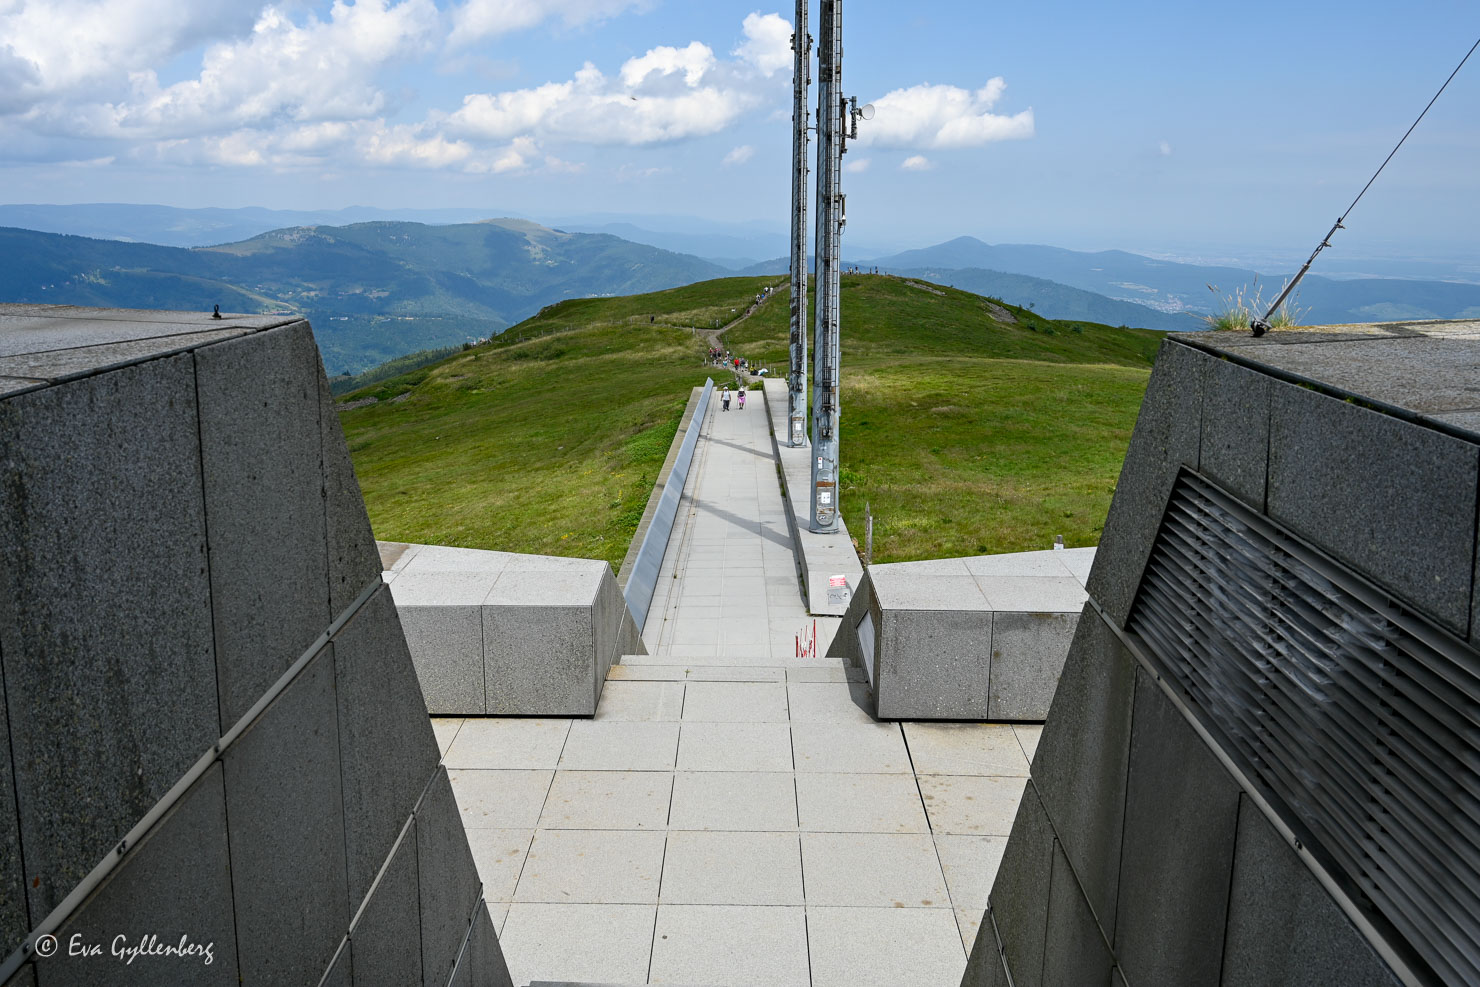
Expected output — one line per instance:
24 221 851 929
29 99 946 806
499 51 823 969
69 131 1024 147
0 305 512 986
827 548 1093 721
385 542 645 716
966 320 1480 987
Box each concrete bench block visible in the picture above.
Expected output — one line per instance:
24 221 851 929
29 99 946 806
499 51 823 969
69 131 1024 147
877 609 992 720
43 763 239 986
1221 795 1402 987
349 822 423 987
988 612 1079 721
1113 667 1240 983
195 323 330 724
830 551 1090 721
388 544 646 717
0 355 218 919
1086 340 1206 627
485 605 595 716
416 768 482 987
1029 609 1136 938
223 651 348 986
399 606 487 715
1268 379 1479 637
332 586 440 908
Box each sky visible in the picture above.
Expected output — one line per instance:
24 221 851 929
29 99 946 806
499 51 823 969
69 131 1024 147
1 0 1477 263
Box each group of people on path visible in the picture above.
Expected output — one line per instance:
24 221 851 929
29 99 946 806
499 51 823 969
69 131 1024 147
721 384 746 412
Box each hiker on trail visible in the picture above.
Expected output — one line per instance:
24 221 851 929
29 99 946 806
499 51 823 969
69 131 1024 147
737 386 746 411
721 385 731 411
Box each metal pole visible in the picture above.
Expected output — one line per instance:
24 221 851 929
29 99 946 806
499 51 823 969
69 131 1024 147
810 0 842 534
787 0 811 447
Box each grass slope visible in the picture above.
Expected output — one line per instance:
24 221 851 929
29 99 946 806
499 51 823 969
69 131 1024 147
341 274 1162 568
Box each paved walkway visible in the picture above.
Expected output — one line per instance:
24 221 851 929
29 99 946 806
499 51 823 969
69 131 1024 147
438 392 1033 986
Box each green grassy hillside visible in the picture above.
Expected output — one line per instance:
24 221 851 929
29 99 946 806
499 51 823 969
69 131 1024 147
339 274 1163 568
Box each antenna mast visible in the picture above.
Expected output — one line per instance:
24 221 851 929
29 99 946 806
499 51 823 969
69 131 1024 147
787 0 811 447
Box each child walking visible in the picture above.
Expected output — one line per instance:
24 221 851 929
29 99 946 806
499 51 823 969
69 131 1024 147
737 386 746 410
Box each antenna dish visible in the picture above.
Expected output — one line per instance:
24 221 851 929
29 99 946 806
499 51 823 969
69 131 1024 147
858 103 875 121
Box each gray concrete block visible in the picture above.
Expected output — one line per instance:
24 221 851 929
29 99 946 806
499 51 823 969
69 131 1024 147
195 323 330 725
1199 355 1271 510
823 573 871 667
0 328 253 383
0 355 218 918
1221 795 1402 987
333 586 440 908
349 822 422 987
1029 607 1136 937
876 609 991 720
1268 380 1479 636
322 944 353 987
484 606 596 717
591 570 622 703
417 768 482 987
959 910 1007 987
1113 667 1240 984
1040 843 1114 987
467 904 515 987
41 763 238 987
224 649 348 986
987 782 1055 987
1 664 29 953
988 612 1078 721
319 365 383 615
0 306 289 358
1217 335 1480 416
1086 339 1205 626
399 606 486 715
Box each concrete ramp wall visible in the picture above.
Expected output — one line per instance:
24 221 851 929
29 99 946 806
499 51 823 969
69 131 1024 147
0 306 511 986
965 325 1480 987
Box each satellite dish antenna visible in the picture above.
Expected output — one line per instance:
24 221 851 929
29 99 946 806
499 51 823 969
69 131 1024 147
858 103 875 121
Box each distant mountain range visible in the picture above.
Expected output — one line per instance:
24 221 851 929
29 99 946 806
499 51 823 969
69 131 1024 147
0 220 725 373
4 204 1477 370
859 237 1480 325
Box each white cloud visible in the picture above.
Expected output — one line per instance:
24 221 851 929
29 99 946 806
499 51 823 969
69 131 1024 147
844 156 870 173
723 144 755 166
447 31 776 146
360 123 476 169
733 12 792 77
1159 140 1172 156
860 79 1033 149
0 0 254 109
449 0 653 47
901 154 931 171
106 1 439 139
620 41 715 88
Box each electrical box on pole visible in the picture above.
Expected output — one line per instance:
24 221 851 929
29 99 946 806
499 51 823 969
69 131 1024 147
809 0 842 534
787 0 810 448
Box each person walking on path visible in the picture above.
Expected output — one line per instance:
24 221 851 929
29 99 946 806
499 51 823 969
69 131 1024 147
721 385 731 411
737 386 746 411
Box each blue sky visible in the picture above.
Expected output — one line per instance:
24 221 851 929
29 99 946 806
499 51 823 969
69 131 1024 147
1 0 1476 262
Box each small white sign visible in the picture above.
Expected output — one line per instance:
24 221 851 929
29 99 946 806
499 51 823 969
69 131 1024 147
819 490 832 505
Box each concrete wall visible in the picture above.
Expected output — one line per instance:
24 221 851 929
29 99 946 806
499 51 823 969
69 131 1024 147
964 326 1480 986
0 307 511 986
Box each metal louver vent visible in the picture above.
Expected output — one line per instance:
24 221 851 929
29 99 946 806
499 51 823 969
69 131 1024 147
1128 472 1480 986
